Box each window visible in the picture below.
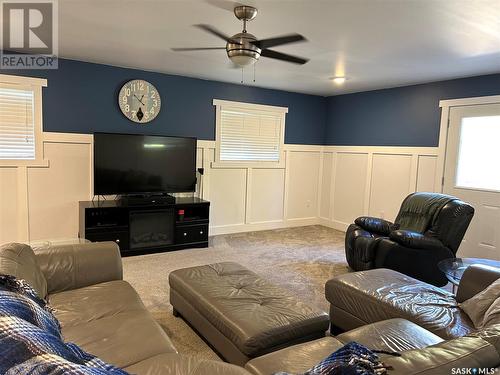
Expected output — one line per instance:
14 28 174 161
455 115 500 192
0 74 46 165
214 99 287 167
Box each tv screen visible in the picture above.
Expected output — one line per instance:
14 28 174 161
94 133 196 195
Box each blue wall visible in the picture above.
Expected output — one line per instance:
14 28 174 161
0 58 327 145
325 73 500 147
3 56 500 147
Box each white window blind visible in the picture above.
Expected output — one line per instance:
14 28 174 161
219 108 282 162
0 86 35 160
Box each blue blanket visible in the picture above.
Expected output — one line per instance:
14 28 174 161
0 275 129 375
274 342 391 375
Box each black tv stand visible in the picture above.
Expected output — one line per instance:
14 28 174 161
117 193 175 206
79 197 210 256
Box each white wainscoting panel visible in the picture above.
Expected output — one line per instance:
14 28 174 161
0 168 19 242
0 131 441 243
209 167 247 228
332 152 369 228
27 142 91 241
320 146 439 231
416 155 437 192
286 151 320 220
319 153 333 220
249 168 285 224
368 154 413 220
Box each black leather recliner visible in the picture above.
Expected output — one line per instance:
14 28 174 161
345 192 474 286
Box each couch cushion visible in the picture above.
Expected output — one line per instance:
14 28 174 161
124 353 252 375
244 337 344 375
336 318 443 352
0 243 47 299
326 268 473 339
381 334 500 374
61 310 177 369
49 280 146 328
169 262 329 358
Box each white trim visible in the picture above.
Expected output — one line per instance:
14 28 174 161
197 140 216 149
212 99 288 113
435 106 450 192
245 168 252 224
439 95 500 108
16 166 29 242
43 132 93 144
210 217 319 236
325 145 438 155
284 144 324 152
0 74 47 87
211 159 285 169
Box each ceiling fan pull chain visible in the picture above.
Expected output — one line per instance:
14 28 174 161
253 63 256 83
241 67 244 84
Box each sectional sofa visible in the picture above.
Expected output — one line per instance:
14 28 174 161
1 241 499 374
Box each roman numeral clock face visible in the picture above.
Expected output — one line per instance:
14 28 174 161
119 80 161 123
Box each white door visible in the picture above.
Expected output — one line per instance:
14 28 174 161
443 103 500 260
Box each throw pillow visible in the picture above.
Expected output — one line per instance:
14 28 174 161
460 278 500 328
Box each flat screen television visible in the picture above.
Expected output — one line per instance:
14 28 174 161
94 133 197 195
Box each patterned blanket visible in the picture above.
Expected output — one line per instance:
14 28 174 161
274 342 392 375
0 275 129 375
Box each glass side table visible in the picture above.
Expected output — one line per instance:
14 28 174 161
438 257 500 292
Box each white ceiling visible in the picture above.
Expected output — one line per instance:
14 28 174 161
59 0 500 96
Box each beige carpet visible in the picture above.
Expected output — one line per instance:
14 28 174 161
122 225 348 361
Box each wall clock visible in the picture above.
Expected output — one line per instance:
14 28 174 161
118 80 161 123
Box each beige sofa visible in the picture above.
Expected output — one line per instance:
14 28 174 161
0 241 250 375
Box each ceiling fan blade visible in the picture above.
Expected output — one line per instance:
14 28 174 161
194 24 239 44
252 34 306 49
260 49 309 65
171 47 226 51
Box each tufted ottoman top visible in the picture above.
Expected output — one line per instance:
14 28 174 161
169 262 329 358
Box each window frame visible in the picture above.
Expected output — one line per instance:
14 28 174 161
213 99 287 169
0 74 47 167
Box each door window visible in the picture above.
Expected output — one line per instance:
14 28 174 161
455 115 500 192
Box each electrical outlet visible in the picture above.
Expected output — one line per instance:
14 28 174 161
306 200 311 208
380 211 385 219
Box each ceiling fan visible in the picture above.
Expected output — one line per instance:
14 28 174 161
172 5 309 67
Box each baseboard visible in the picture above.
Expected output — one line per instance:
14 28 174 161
318 217 349 232
209 217 320 236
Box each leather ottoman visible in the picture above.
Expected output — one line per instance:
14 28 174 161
169 262 329 365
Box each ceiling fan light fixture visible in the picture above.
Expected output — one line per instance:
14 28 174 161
229 54 258 67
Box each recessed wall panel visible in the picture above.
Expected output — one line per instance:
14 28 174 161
250 169 285 223
369 154 412 221
333 153 368 225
